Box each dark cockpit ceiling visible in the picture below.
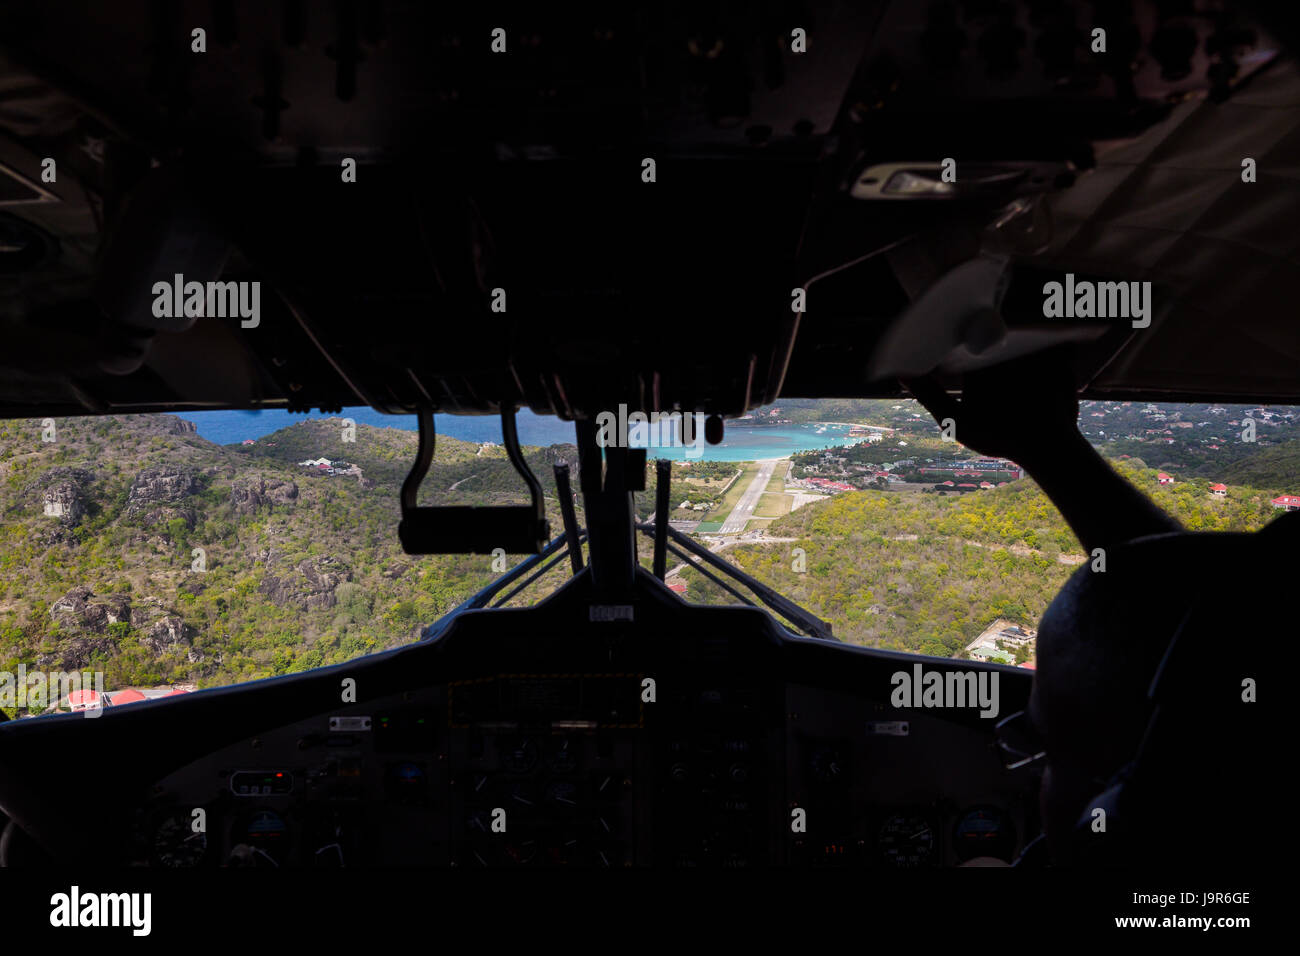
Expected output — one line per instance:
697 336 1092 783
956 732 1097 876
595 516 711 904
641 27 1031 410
0 0 1296 424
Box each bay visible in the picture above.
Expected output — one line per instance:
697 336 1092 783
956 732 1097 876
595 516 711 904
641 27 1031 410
175 407 876 462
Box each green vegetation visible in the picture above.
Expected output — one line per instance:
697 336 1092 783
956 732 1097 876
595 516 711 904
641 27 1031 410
755 493 791 518
634 459 732 520
702 463 756 522
677 459 1285 657
2 399 1294 719
0 415 578 715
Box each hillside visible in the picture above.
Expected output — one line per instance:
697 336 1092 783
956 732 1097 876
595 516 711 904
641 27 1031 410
0 414 578 713
1216 439 1300 490
673 459 1285 657
2 399 1294 717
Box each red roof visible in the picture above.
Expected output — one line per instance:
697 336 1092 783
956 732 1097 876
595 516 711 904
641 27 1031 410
109 689 146 705
667 581 687 594
1273 495 1300 506
163 688 190 697
1158 472 1171 479
1210 484 1227 491
66 689 101 706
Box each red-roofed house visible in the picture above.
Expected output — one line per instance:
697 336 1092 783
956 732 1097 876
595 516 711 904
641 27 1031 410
1157 473 1174 485
1210 484 1227 498
1272 495 1300 511
666 580 687 595
66 689 103 712
109 689 146 705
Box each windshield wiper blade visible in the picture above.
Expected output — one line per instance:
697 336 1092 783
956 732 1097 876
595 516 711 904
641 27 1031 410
635 521 835 641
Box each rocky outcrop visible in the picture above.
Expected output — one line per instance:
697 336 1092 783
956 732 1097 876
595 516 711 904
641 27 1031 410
43 483 86 523
136 505 196 532
230 476 299 515
129 597 169 627
27 468 94 525
126 469 198 514
49 587 132 633
141 615 195 655
49 585 93 617
37 634 118 671
259 556 352 610
163 418 198 436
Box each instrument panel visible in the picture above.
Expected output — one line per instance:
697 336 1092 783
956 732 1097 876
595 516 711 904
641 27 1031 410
133 666 1038 868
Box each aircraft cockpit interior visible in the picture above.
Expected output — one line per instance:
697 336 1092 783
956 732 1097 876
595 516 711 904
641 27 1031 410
0 0 1285 939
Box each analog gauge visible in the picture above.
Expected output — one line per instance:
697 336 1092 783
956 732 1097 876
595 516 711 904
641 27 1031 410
547 833 585 866
546 780 580 809
501 737 539 774
503 837 538 865
228 809 288 866
508 782 538 810
152 811 208 867
549 737 578 774
953 806 1016 863
244 809 287 846
878 812 936 868
810 747 846 785
385 761 428 805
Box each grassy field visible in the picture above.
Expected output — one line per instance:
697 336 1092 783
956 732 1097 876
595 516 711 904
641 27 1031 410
702 461 760 522
755 492 792 518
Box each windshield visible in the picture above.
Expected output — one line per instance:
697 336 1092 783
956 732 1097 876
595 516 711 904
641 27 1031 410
1 399 1294 717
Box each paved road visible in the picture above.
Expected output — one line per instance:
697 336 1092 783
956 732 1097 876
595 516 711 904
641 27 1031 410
719 459 778 534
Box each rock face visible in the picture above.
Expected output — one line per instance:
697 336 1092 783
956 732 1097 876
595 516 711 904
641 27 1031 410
141 615 195 654
230 476 299 515
129 598 168 627
164 418 198 436
260 556 352 610
49 587 132 633
43 483 86 523
28 468 94 525
37 634 118 671
126 469 198 514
